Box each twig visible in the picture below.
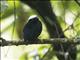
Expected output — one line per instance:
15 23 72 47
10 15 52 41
75 0 80 6
0 38 80 46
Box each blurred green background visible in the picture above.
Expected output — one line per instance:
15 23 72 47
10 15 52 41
0 0 80 60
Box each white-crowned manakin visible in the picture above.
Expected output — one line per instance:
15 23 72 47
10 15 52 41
20 0 65 38
23 15 42 43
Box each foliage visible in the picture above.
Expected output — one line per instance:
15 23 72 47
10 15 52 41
1 0 80 60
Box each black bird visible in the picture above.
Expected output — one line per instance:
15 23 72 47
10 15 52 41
21 0 65 38
23 15 42 43
21 1 76 60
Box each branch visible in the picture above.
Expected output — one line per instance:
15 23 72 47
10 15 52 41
75 0 80 6
0 38 80 46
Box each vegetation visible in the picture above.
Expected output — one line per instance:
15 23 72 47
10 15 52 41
0 0 80 60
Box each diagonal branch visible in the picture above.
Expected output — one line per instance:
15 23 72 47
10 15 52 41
75 0 80 6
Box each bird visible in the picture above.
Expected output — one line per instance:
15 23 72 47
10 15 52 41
21 1 76 60
20 0 65 38
23 15 42 43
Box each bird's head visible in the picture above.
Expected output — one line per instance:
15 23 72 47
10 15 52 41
28 15 39 23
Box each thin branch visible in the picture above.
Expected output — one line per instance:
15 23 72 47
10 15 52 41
75 0 80 6
0 38 80 46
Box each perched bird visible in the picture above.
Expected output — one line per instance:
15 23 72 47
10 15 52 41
21 1 76 60
23 15 42 43
21 0 65 38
